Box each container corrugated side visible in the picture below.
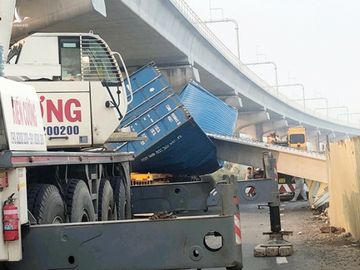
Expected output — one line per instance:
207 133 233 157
107 63 190 155
179 81 238 136
106 64 221 175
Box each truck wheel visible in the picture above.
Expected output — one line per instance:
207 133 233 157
98 179 115 221
66 179 95 222
28 184 65 224
110 176 127 220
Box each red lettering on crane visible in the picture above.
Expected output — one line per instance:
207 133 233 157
11 97 37 127
64 99 82 122
39 96 82 123
46 99 63 123
39 96 45 118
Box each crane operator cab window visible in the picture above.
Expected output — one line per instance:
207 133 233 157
59 35 121 83
59 37 82 81
80 36 121 83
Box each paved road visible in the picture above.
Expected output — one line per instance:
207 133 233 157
190 199 359 270
239 202 308 270
200 200 310 270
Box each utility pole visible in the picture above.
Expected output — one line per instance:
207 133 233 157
206 0 240 60
315 106 349 123
203 18 241 60
338 112 360 125
276 83 306 110
292 97 329 117
245 61 279 93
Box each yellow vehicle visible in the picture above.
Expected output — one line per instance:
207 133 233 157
287 126 307 150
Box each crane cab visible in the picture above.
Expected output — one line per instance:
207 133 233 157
5 33 129 149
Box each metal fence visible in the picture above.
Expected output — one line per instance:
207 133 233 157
170 0 358 128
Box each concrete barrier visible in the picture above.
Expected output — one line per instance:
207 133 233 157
328 137 360 240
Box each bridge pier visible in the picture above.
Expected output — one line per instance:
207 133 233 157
261 119 289 137
237 110 270 130
306 128 322 152
160 65 200 92
239 124 264 141
220 95 243 110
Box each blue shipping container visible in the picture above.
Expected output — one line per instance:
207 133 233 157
179 81 238 136
107 63 222 175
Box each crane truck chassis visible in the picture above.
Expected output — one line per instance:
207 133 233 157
0 143 281 270
0 148 282 270
0 149 246 270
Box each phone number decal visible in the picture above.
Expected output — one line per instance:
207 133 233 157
45 125 79 136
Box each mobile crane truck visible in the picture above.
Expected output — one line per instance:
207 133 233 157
0 2 247 269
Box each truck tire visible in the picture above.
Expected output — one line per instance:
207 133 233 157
27 184 65 224
66 179 95 222
110 175 127 220
98 179 115 221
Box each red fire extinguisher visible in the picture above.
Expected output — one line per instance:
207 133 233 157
3 194 19 241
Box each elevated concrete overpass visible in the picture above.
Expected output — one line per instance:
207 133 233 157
10 0 360 143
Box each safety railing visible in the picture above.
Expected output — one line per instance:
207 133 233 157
170 0 359 128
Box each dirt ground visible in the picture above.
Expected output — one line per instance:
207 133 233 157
280 201 360 270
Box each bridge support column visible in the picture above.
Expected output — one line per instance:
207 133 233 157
307 129 322 152
238 124 264 141
159 65 200 92
255 124 264 141
237 111 270 131
218 95 243 110
261 119 288 136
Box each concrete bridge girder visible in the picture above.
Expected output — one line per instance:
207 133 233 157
210 136 328 183
276 151 327 183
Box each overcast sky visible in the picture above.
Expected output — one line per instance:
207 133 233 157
185 0 360 125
